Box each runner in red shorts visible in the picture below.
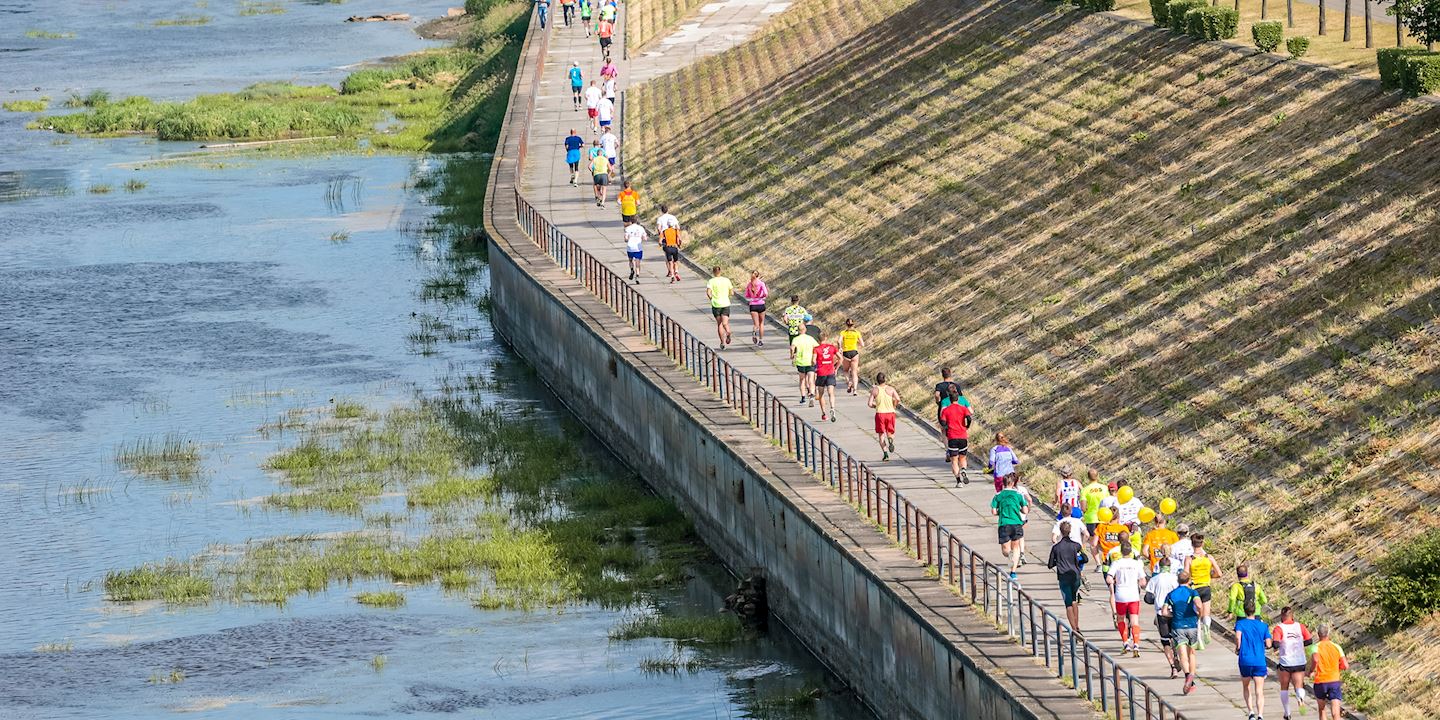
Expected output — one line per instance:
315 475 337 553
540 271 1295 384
867 372 901 461
1107 542 1147 658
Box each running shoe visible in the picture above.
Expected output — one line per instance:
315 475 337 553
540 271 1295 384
1131 646 1140 658
1168 666 1177 680
821 413 827 422
1009 571 1018 583
1248 714 1256 720
757 340 763 346
798 395 806 404
882 451 890 461
808 396 814 407
829 414 836 423
1182 678 1194 695
888 437 895 453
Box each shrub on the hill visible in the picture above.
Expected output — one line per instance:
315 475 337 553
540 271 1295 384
1377 48 1433 89
1080 0 1117 11
1401 53 1440 96
1252 21 1283 52
1287 36 1311 58
1365 529 1440 629
1186 6 1239 40
1166 0 1207 32
1148 0 1170 25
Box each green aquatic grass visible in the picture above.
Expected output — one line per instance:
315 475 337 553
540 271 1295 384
370 654 387 671
332 399 366 418
105 560 214 602
33 641 73 653
122 178 147 192
610 614 748 644
407 475 496 508
87 184 113 194
355 590 406 608
154 15 212 26
3 98 49 112
115 433 202 480
328 230 352 244
25 29 74 39
239 1 287 15
64 90 110 108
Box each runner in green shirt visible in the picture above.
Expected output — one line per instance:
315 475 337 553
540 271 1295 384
991 474 1028 581
1080 467 1109 536
705 266 734 348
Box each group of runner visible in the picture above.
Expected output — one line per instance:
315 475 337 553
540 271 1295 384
547 9 1352 720
1042 474 1348 720
548 0 618 46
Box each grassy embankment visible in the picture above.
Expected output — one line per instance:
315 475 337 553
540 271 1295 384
33 1 531 153
625 0 711 50
626 0 1440 714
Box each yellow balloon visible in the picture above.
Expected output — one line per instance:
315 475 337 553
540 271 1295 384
1138 507 1156 524
1097 507 1114 523
1117 486 1135 505
1160 497 1177 515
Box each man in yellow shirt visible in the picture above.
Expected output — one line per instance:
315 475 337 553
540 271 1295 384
589 151 610 207
617 180 640 223
1081 469 1109 536
789 330 819 408
704 266 734 347
1142 513 1179 574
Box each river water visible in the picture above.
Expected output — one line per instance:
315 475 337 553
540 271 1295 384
0 3 872 718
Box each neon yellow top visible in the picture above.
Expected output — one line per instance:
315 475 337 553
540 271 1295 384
1190 554 1215 587
706 277 732 308
840 329 862 352
790 334 818 367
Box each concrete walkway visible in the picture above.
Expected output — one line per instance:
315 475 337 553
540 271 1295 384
521 6 1260 719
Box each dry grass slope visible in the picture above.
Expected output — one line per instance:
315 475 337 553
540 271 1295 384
626 0 1440 714
626 0 710 50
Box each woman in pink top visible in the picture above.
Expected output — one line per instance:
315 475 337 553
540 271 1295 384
743 270 769 346
600 58 618 82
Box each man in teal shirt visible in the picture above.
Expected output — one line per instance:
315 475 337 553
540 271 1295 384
991 474 1028 581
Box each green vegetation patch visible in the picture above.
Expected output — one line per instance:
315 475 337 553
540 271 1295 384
115 433 202 481
355 590 406 607
610 614 748 644
1366 529 1440 629
154 15 213 26
25 29 75 39
3 98 50 112
105 560 215 603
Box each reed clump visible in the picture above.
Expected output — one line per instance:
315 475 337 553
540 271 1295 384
105 560 214 603
355 590 406 608
3 98 49 112
610 613 748 644
115 434 202 481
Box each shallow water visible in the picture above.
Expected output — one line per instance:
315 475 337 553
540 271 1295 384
0 4 873 718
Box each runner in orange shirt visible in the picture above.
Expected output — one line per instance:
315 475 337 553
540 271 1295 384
1308 624 1348 720
1142 513 1178 574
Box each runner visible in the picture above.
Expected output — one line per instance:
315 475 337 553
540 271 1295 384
584 81 601 131
600 126 619 171
991 474 1028 581
1147 556 1181 677
600 0 616 22
742 271 768 345
932 367 962 425
705 266 734 347
597 94 614 131
1168 522 1194 573
813 331 840 422
1142 513 1178 574
1054 465 1080 510
623 219 646 284
791 330 819 408
563 128 584 186
1047 519 1085 632
1051 504 1089 545
1161 570 1203 695
938 387 972 486
986 433 1020 493
536 0 549 28
867 372 900 460
1271 606 1313 720
568 62 583 110
1094 512 1127 577
580 0 592 36
781 296 810 340
597 16 613 53
589 149 609 207
617 180 639 223
1235 600 1273 720
1114 479 1144 525
603 73 617 105
839 319 863 395
1309 624 1348 720
655 205 682 283
1081 468 1109 537
560 0 574 26
1014 472 1036 563
600 56 618 84
1184 533 1222 647
1227 564 1269 621
1107 542 1146 658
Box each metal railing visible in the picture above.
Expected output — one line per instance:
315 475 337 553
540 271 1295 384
510 191 1187 720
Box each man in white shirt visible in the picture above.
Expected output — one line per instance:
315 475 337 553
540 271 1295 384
584 82 602 132
1168 523 1194 573
1107 543 1147 658
1052 506 1090 545
1147 557 1181 677
623 220 646 283
597 96 614 130
600 128 619 171
655 206 681 283
603 76 616 101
